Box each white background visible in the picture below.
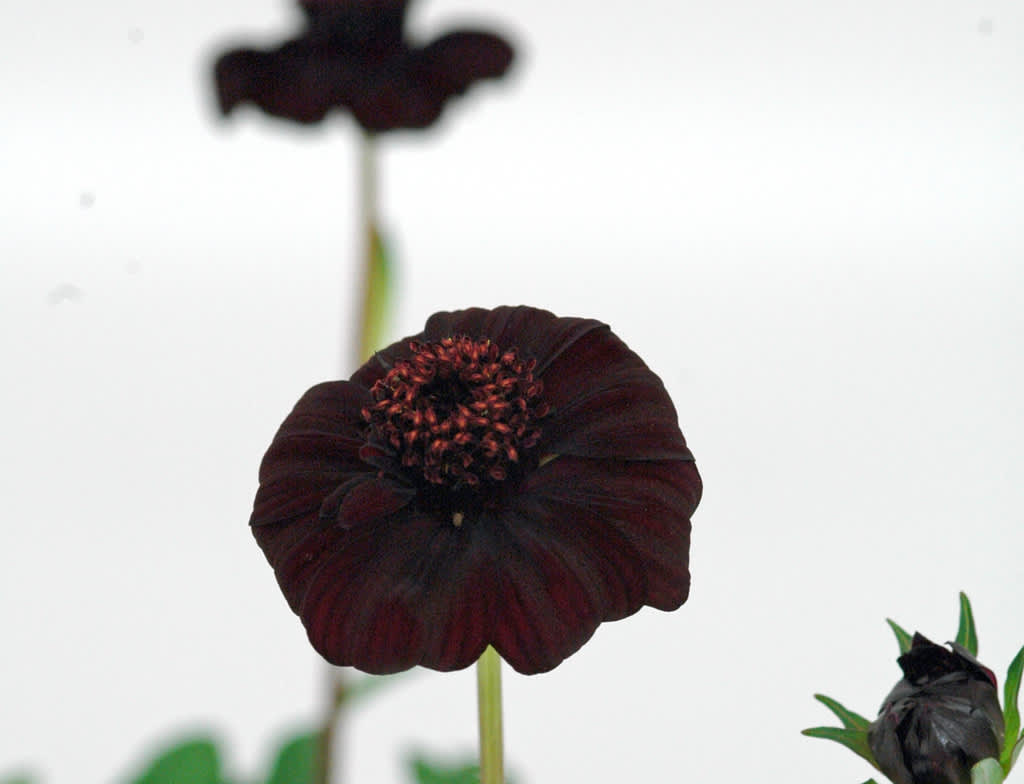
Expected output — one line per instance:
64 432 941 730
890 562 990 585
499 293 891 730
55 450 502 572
2 0 1023 782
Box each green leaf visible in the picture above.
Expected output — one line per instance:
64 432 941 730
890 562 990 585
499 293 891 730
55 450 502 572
407 755 481 784
1000 644 1024 773
265 730 317 784
129 737 223 784
971 758 1005 784
1010 735 1024 771
801 727 878 769
886 618 913 655
956 591 979 656
359 223 394 362
813 694 872 731
0 775 36 784
861 780 880 784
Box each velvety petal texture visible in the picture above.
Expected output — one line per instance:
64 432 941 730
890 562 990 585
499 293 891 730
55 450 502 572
212 0 514 132
251 306 702 674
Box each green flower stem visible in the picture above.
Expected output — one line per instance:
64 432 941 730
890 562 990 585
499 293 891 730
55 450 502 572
355 130 380 364
317 669 349 784
477 646 505 784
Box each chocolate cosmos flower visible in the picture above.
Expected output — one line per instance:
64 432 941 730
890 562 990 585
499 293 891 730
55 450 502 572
868 634 1005 784
213 0 514 132
250 306 702 675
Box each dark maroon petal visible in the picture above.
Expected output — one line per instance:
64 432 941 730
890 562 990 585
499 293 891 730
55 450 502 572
250 382 370 527
269 381 369 441
349 71 446 132
350 338 410 389
254 517 345 613
538 324 694 461
299 510 443 673
334 476 415 527
213 49 259 115
416 31 514 94
300 0 408 15
519 456 700 612
418 537 494 671
214 43 337 125
421 306 606 372
482 508 628 673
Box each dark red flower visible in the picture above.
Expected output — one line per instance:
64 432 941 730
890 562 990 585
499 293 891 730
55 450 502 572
212 0 514 132
250 306 702 674
868 634 1005 784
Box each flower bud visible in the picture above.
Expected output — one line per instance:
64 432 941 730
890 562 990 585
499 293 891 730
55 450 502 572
868 633 1004 784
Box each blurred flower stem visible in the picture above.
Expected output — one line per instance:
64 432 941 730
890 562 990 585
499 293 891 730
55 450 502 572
355 131 388 365
318 131 388 784
477 646 505 784
317 668 349 784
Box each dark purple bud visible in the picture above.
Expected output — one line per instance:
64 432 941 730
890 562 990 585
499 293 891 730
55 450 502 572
868 633 1004 784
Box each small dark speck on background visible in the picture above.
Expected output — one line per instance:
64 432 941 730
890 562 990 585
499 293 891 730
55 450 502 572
128 27 144 44
977 18 994 35
79 191 95 208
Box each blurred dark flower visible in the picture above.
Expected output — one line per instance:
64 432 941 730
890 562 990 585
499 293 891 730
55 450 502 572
212 0 514 132
250 306 702 674
868 633 1004 784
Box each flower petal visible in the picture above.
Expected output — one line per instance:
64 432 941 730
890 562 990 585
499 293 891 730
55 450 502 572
416 31 515 94
519 456 700 612
299 510 450 673
250 382 370 527
333 476 415 527
255 517 346 613
539 324 694 461
214 43 338 125
423 306 605 371
482 509 624 673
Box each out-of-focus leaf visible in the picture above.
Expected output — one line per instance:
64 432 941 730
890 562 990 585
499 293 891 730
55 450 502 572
813 694 872 731
407 755 480 784
265 730 317 784
971 757 1005 784
0 774 36 784
886 618 913 655
1001 644 1024 772
956 591 979 656
801 727 878 769
129 737 223 784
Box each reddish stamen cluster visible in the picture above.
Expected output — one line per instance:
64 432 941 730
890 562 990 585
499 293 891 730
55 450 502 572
362 336 549 488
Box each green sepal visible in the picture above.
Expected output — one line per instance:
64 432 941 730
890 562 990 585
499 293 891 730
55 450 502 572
264 730 317 784
812 693 873 731
971 758 1005 784
1001 644 1024 773
128 737 224 784
861 779 880 784
407 755 481 784
801 727 878 769
886 618 914 655
956 592 979 656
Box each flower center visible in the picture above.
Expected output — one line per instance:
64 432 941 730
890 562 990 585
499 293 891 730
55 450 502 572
362 336 549 489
